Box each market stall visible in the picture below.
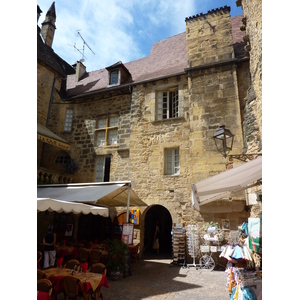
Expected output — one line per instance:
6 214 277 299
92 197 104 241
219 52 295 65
219 217 262 299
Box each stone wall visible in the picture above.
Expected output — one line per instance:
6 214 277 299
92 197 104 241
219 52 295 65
46 92 132 183
239 0 262 153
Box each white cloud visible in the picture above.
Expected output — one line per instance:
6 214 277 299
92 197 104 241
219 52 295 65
38 0 242 72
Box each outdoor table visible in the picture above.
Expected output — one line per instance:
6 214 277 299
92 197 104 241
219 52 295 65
43 267 109 296
56 245 79 258
37 291 51 300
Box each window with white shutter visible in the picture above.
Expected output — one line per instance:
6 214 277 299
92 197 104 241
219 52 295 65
165 148 180 175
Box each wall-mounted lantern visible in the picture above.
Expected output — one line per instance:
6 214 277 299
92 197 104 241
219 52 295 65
213 125 234 158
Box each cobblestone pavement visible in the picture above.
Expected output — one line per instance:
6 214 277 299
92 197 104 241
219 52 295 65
101 257 229 300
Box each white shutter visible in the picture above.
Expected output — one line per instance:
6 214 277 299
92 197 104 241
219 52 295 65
157 92 163 120
95 156 105 182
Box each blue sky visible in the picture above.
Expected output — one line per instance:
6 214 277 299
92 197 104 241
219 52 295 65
38 0 243 72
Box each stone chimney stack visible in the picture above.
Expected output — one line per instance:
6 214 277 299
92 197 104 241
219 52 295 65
40 2 56 47
185 6 234 68
73 61 86 82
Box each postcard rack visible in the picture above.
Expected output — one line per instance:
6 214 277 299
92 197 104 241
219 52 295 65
186 224 201 269
169 224 186 267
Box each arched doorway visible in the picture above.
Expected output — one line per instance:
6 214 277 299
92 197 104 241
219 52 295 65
143 205 172 257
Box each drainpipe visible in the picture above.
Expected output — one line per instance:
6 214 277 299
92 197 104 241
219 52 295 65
40 76 56 167
126 85 133 222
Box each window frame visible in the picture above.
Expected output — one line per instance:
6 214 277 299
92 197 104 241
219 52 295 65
164 147 180 175
95 116 119 147
95 155 111 182
109 70 120 86
156 88 179 120
63 108 74 132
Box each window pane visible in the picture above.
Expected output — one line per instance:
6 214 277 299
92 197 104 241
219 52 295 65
110 71 119 85
95 156 105 182
108 129 118 145
109 116 119 127
171 90 179 118
97 118 107 129
96 131 106 146
64 109 73 132
165 148 180 175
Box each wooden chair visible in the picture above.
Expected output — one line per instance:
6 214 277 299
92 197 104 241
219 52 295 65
90 263 106 300
61 275 92 300
37 269 46 280
79 248 90 263
90 249 102 264
37 251 43 268
64 259 80 269
130 243 140 263
37 278 53 296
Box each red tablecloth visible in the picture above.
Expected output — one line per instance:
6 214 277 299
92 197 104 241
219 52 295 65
37 291 51 300
44 267 109 295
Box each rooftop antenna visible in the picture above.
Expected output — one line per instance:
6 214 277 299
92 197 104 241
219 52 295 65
68 30 95 63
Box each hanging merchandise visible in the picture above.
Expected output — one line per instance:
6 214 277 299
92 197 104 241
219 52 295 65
248 218 262 253
242 286 257 300
228 267 236 294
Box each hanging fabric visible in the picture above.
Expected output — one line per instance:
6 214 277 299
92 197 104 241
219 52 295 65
242 286 257 300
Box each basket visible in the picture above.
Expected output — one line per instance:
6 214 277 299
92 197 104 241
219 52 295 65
200 245 210 253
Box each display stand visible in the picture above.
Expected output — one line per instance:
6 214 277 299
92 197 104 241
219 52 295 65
169 224 186 267
186 225 200 269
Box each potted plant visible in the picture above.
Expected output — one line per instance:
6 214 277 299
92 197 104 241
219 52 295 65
104 239 127 280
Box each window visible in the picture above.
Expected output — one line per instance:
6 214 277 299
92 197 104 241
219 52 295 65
157 89 178 120
95 116 119 147
63 109 73 132
165 148 180 175
110 70 119 85
55 153 71 164
95 156 111 182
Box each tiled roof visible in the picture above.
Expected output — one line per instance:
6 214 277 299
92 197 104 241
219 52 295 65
37 28 75 76
66 15 245 99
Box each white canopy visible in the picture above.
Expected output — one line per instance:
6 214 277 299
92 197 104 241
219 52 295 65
191 156 262 209
37 181 148 207
37 198 109 216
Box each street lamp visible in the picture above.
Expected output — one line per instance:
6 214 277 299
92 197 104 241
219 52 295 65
213 125 234 158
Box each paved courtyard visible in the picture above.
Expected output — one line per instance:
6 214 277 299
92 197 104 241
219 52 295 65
101 257 229 300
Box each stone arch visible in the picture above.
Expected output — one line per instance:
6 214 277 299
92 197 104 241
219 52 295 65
142 204 173 256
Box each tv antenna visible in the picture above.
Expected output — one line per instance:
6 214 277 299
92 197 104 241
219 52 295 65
68 30 95 63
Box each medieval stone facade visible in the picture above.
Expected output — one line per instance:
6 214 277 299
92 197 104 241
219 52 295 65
37 3 262 256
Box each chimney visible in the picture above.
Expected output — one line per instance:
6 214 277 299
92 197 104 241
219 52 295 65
73 61 86 82
41 2 56 47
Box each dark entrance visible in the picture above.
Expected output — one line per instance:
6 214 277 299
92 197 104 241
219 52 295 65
144 205 172 258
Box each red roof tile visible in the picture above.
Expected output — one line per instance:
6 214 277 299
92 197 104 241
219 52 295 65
66 15 245 98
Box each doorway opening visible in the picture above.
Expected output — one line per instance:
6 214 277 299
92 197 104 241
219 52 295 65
143 205 172 258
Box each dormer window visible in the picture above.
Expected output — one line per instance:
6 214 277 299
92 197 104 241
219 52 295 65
110 70 119 85
106 61 132 88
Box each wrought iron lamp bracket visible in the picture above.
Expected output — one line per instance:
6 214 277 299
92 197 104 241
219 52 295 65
228 153 262 162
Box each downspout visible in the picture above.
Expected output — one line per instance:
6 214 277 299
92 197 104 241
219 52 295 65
40 76 56 167
126 85 133 222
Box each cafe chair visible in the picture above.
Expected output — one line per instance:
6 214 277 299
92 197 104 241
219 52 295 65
37 278 53 297
79 248 90 263
37 251 42 269
90 249 102 264
37 269 46 280
90 263 106 300
62 275 92 300
130 243 140 263
64 259 80 269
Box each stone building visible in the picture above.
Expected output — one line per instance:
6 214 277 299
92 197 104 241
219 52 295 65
37 3 262 259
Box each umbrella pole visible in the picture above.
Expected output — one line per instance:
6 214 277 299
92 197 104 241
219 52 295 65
126 184 131 222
